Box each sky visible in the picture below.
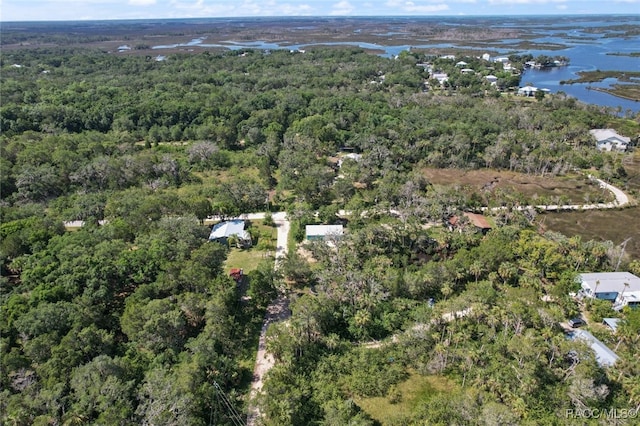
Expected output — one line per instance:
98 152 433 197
1 0 639 22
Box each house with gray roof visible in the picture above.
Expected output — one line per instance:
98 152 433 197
590 129 630 152
306 225 343 242
570 329 619 367
209 219 252 247
579 272 640 302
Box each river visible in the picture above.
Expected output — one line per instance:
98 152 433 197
151 15 640 113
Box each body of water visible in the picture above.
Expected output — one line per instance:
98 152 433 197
151 16 640 113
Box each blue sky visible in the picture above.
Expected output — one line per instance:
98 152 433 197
2 0 639 22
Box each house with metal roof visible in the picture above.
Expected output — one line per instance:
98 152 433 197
569 329 619 367
518 86 538 96
579 272 640 302
209 219 252 247
305 225 343 241
602 318 621 332
448 212 492 235
590 129 630 152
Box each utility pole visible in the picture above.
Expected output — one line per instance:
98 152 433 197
615 237 632 271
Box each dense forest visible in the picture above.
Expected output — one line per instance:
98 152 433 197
1 45 640 425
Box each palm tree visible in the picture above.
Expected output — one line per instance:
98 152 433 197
618 281 630 307
470 261 484 284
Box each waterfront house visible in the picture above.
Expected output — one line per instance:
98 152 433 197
448 212 492 234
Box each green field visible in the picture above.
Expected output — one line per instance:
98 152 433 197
355 373 458 425
223 219 277 274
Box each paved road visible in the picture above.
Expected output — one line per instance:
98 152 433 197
480 177 631 213
594 177 629 206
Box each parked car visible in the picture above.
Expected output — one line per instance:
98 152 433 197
568 318 585 328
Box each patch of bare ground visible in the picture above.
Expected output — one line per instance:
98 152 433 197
297 245 317 263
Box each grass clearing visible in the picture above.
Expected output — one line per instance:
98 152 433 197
222 219 277 274
539 153 640 261
422 168 614 204
355 373 458 425
539 207 640 261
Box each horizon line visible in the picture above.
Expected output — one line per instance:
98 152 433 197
2 13 639 24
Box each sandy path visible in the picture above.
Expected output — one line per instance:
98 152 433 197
247 212 290 425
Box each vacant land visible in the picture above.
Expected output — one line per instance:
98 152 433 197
539 151 639 260
422 168 614 205
422 167 639 260
540 207 640 260
355 373 458 425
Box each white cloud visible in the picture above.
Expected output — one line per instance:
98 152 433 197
384 0 450 12
279 3 314 15
488 0 566 4
331 1 354 14
404 3 449 12
129 0 156 5
167 0 315 17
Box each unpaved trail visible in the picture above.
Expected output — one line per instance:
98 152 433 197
247 212 290 425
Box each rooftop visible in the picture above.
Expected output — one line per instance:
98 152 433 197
306 224 344 237
209 219 250 241
602 318 621 332
589 129 630 144
580 272 640 294
570 329 619 367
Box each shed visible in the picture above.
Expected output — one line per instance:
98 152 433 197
602 318 621 332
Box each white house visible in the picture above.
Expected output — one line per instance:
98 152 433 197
518 86 538 97
485 75 498 84
614 290 640 311
590 129 631 152
209 219 252 247
306 225 343 241
337 153 362 168
431 73 449 85
579 272 640 302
